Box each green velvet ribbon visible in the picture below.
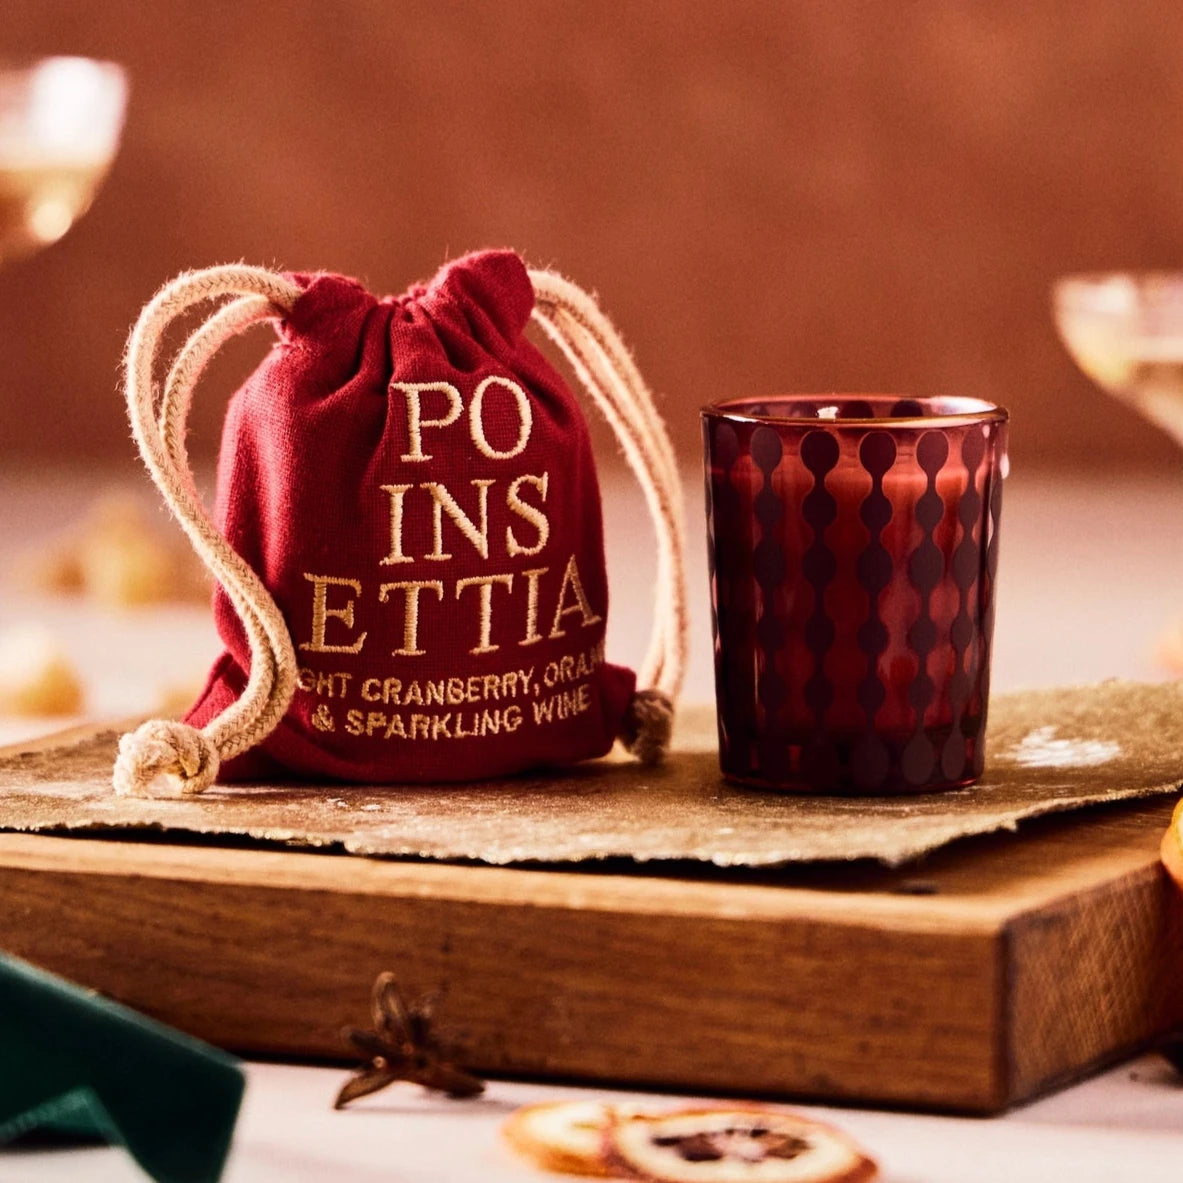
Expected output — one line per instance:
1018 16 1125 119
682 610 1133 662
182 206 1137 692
0 952 244 1182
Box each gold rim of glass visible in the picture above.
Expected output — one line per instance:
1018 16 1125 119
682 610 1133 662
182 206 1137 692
701 394 1009 430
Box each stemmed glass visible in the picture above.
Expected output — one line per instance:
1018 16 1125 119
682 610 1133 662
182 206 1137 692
0 59 127 742
1052 272 1183 666
1053 273 1183 446
0 56 127 265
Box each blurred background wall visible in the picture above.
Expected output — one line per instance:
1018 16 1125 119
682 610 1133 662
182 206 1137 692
3 0 1183 471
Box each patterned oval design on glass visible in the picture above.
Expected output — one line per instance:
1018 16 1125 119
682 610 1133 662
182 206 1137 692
703 396 1007 794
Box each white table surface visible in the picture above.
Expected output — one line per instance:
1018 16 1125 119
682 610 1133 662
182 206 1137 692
1 466 1181 1181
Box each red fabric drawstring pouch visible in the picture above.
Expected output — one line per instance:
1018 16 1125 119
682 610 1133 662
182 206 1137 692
113 250 686 796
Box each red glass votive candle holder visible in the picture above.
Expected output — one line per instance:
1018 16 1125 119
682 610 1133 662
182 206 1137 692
703 395 1008 794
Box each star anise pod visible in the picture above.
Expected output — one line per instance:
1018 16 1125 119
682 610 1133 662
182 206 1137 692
334 971 485 1109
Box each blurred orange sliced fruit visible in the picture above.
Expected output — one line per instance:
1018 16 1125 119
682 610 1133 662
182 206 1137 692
1162 798 1183 890
0 624 83 717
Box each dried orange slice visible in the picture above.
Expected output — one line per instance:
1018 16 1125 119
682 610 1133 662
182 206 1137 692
503 1100 620 1177
1162 798 1183 890
604 1107 878 1182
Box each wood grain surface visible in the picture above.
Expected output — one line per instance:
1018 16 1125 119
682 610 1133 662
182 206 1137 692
0 790 1178 1113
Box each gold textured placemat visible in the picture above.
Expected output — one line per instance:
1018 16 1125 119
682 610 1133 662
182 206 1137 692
1 681 1181 868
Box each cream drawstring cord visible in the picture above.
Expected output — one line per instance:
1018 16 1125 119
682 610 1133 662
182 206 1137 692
114 266 302 797
114 262 687 797
529 269 688 762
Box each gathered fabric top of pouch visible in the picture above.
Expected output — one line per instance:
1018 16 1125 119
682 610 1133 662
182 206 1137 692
276 250 540 382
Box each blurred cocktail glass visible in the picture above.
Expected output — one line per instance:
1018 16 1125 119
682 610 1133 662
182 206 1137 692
1053 272 1183 668
0 57 127 265
1053 273 1183 445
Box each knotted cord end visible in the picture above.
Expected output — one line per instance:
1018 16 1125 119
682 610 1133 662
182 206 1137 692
619 687 674 766
114 264 303 799
113 718 220 798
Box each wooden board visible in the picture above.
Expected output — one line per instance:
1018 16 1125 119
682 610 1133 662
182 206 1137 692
0 791 1179 1114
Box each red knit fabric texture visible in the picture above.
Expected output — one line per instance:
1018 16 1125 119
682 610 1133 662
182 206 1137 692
186 250 635 782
